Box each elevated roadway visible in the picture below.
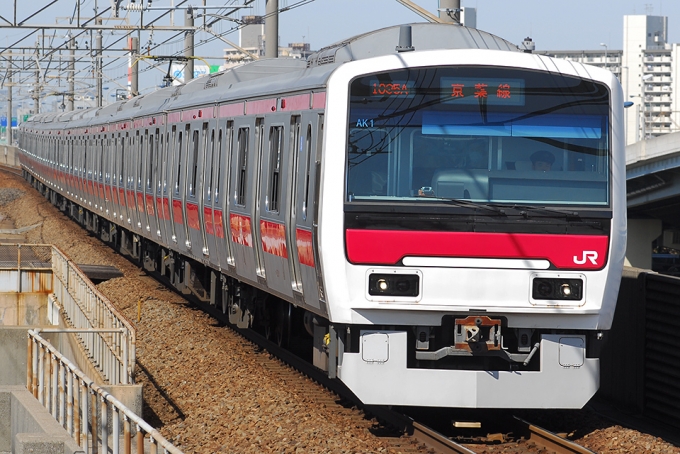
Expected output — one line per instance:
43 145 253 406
626 131 680 268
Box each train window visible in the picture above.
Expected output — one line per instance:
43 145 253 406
164 132 170 194
99 139 104 182
157 131 163 195
347 67 611 207
303 124 313 221
268 126 284 212
120 137 125 185
136 132 143 190
236 127 249 206
147 133 154 190
189 129 200 197
175 128 182 195
218 122 232 202
207 128 216 202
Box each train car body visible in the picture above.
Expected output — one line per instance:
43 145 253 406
18 23 626 409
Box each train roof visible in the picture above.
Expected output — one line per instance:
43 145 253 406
25 23 521 128
306 22 519 68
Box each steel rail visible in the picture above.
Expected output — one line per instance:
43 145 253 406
199 305 474 454
514 416 597 454
412 421 477 454
0 163 22 176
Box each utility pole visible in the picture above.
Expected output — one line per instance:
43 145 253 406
130 36 139 97
96 18 103 107
184 7 194 82
7 56 12 146
34 43 40 114
265 0 278 58
67 34 75 111
439 0 460 24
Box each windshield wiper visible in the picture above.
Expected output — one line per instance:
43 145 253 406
496 204 580 218
436 198 507 215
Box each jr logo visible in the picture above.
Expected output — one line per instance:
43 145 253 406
574 251 598 265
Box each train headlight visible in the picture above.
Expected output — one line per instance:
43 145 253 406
560 283 572 297
532 278 583 301
369 273 419 297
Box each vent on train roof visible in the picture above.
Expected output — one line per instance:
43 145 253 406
171 86 183 98
204 74 219 89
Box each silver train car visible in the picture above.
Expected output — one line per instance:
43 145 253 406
18 23 626 408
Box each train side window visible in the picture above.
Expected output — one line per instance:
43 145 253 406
268 126 283 213
134 132 141 189
215 128 223 201
164 131 170 194
147 132 154 190
218 122 233 201
303 124 312 221
207 128 216 202
175 128 183 195
189 129 200 197
157 131 163 194
120 136 125 185
236 127 249 206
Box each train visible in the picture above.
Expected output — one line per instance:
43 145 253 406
17 23 626 409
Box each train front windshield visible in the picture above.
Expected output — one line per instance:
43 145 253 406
346 66 611 207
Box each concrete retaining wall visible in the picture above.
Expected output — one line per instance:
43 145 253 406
0 386 83 454
0 146 19 169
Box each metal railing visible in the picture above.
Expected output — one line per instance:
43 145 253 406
51 246 136 384
28 329 183 454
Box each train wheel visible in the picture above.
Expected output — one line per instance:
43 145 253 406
274 300 292 348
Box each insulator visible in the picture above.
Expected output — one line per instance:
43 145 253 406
123 4 145 11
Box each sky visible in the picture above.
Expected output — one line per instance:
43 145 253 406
272 0 680 51
5 0 680 100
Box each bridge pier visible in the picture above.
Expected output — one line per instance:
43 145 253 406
625 218 662 269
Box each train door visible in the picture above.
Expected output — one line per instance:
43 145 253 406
184 124 204 258
195 122 211 258
97 137 105 210
154 127 167 241
104 135 114 217
258 117 293 298
203 121 222 269
170 125 189 251
143 128 157 237
294 115 324 312
134 130 146 233
287 116 304 303
217 121 235 270
252 118 267 283
175 124 191 253
117 134 129 225
165 127 178 246
125 132 138 230
229 122 258 284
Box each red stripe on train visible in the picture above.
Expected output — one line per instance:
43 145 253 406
260 220 288 258
345 230 609 270
296 228 314 267
186 202 200 230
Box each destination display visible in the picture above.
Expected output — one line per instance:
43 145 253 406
370 80 415 98
440 77 525 106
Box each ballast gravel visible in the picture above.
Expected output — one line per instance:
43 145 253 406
1 175 679 454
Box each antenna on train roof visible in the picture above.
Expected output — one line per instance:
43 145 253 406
522 37 535 53
396 25 415 53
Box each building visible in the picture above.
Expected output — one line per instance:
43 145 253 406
541 15 680 145
621 15 680 145
224 15 314 69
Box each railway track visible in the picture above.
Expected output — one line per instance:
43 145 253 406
0 163 22 176
197 302 463 453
